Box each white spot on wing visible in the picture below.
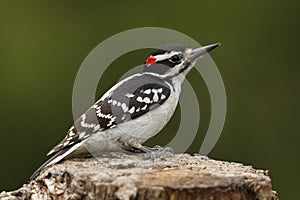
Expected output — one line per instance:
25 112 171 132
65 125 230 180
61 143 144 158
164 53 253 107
129 106 135 114
80 114 97 128
152 89 159 102
93 124 100 132
137 96 153 104
110 124 117 129
141 105 147 110
107 117 116 126
121 103 128 112
153 93 159 102
144 97 151 104
136 96 143 102
143 89 151 94
125 93 135 98
96 109 113 119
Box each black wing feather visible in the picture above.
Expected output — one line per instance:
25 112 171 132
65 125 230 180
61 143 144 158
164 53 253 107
48 74 171 155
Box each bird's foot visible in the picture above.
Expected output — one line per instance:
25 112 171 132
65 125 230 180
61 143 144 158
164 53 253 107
142 145 174 161
128 144 173 161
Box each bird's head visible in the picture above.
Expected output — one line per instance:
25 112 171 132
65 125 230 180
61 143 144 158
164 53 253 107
144 43 220 78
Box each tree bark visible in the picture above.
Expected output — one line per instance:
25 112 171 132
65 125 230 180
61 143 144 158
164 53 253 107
0 153 278 200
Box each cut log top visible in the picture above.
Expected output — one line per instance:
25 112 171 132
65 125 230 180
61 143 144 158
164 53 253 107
1 153 278 200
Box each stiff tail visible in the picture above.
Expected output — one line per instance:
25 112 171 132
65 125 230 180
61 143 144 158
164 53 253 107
30 143 81 180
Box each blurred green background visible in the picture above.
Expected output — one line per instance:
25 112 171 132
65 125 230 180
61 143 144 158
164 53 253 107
0 1 299 199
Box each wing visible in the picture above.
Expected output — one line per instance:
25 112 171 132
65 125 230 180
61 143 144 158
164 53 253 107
48 73 171 156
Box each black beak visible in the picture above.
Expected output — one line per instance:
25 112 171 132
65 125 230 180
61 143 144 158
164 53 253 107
189 43 220 62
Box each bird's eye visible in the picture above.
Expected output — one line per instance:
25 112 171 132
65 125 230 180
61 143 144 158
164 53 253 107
170 54 183 63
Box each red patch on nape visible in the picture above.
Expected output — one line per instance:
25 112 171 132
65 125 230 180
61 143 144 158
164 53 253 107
145 56 156 66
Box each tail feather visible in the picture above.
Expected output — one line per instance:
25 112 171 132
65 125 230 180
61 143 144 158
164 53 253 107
30 143 81 180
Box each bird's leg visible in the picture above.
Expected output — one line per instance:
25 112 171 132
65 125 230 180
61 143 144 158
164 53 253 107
130 144 173 160
148 145 173 153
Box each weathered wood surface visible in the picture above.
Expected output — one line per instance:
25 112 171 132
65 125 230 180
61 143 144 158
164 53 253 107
0 153 278 200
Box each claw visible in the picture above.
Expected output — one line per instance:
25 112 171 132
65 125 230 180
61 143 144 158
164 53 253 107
142 145 174 160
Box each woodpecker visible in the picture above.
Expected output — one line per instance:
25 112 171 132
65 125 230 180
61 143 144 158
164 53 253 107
30 43 219 180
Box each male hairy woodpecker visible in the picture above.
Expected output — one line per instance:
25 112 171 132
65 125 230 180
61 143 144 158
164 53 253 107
30 43 219 180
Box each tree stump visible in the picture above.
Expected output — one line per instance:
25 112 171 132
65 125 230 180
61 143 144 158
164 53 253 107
0 153 278 200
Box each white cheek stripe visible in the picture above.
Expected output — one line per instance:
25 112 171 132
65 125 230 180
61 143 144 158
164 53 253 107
153 51 181 62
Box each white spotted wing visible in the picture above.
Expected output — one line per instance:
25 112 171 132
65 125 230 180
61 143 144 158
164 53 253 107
48 73 171 156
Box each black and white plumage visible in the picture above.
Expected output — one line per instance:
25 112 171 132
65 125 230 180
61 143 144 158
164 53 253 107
30 43 220 180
